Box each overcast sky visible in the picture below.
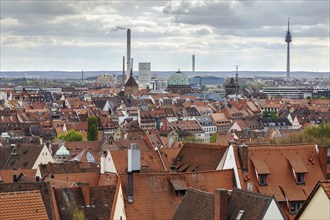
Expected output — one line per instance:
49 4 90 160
1 0 329 72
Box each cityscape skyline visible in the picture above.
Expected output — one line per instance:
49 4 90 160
1 0 329 72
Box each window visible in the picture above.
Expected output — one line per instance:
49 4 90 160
235 210 245 220
290 202 301 213
296 173 305 184
259 174 267 186
86 152 95 163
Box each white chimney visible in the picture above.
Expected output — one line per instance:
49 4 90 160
247 182 253 191
128 143 140 172
100 151 106 174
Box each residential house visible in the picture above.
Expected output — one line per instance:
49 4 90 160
233 144 325 219
210 112 233 132
261 118 292 131
120 169 235 220
36 161 100 187
173 188 284 220
113 120 144 141
167 120 206 142
171 142 228 173
295 180 330 220
0 182 57 219
3 143 54 170
196 115 217 142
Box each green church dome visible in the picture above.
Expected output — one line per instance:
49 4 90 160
56 144 70 156
168 71 190 86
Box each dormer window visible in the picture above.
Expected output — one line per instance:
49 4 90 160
287 158 308 185
259 174 267 186
251 159 270 186
296 173 305 184
290 201 302 214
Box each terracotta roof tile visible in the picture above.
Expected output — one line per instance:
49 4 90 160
173 188 214 220
235 144 325 218
159 147 182 170
0 182 55 219
0 190 49 220
120 169 235 220
97 172 118 186
320 180 330 199
4 144 44 170
281 185 307 201
0 169 37 183
251 158 270 174
287 158 308 173
54 185 117 220
227 189 274 220
110 149 165 174
172 143 227 172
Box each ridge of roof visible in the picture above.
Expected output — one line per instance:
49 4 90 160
119 169 233 176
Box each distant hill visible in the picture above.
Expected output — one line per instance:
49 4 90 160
0 71 329 79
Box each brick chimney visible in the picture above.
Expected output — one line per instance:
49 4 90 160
214 188 228 220
238 144 248 171
78 182 90 207
317 145 329 178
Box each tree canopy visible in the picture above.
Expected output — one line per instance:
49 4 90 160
271 123 330 147
87 116 98 141
57 130 83 142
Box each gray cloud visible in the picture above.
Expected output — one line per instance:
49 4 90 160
0 0 329 71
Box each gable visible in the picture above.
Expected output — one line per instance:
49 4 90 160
298 186 330 220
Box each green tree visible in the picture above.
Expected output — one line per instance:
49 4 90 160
72 208 85 220
272 123 330 147
262 111 271 119
87 116 98 141
182 136 200 143
318 96 329 100
210 133 217 143
57 130 83 142
270 112 279 120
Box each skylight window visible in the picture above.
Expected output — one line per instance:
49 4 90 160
86 152 95 163
235 210 245 220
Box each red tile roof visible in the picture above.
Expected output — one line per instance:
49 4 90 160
0 169 36 183
234 144 325 219
0 190 49 220
120 169 235 220
320 180 330 199
172 142 228 172
110 149 166 174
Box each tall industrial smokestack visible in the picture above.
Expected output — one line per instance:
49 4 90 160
192 55 195 73
123 56 125 86
127 29 131 78
81 70 84 86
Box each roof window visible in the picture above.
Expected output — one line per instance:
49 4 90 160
235 210 245 220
